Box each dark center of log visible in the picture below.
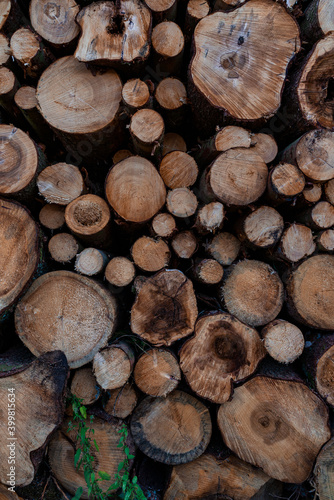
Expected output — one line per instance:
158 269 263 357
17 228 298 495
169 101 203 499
250 406 288 444
73 204 102 226
213 330 246 373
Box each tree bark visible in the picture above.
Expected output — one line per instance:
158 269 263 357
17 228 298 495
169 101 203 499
130 390 211 464
180 312 265 403
300 0 334 44
15 271 118 368
131 269 198 346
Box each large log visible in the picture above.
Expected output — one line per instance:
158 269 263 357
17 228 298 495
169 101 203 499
286 254 334 329
0 351 68 486
179 312 266 403
131 269 198 346
130 390 212 465
0 199 39 315
36 56 123 162
75 0 151 66
217 374 330 483
189 0 300 131
314 437 334 500
15 271 118 368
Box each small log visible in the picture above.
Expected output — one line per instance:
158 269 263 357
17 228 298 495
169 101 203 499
75 1 151 66
14 86 54 146
105 382 138 419
193 259 224 285
221 260 284 327
105 256 136 288
298 201 334 231
217 374 330 483
184 0 210 42
250 133 278 163
122 78 151 114
164 454 283 500
261 319 305 364
70 366 100 406
0 32 11 66
162 132 187 156
36 56 123 162
0 199 39 315
29 0 80 49
39 203 65 231
267 162 305 204
314 437 334 500
159 151 198 189
15 271 118 368
133 348 181 397
0 351 68 486
0 0 26 37
180 312 265 403
195 125 252 167
189 1 300 128
171 230 198 259
37 162 84 205
296 33 334 130
130 109 165 159
286 254 334 329
131 236 171 272
166 187 198 218
0 124 46 201
317 229 334 252
155 77 187 128
112 149 133 163
48 232 79 264
105 156 166 223
195 202 224 234
281 129 334 182
0 67 21 123
10 28 53 79
152 212 177 238
130 390 212 465
151 21 184 75
275 224 316 263
131 269 198 346
65 194 112 248
48 417 129 500
93 342 135 390
302 182 322 203
205 232 241 266
200 148 268 206
75 248 108 276
144 0 177 23
303 334 334 408
236 206 284 249
300 0 334 44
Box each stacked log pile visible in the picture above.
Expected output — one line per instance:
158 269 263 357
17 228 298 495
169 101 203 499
0 0 333 499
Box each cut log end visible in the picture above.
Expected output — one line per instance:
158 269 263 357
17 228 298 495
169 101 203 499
160 151 198 189
70 367 100 406
152 213 177 238
93 343 134 390
37 163 84 205
205 232 241 266
75 248 106 276
14 86 38 110
131 236 171 272
48 233 79 263
194 259 224 285
241 206 284 248
261 320 305 364
105 382 138 419
167 188 198 218
122 78 150 111
105 257 136 288
39 204 65 230
222 260 284 327
195 202 225 234
269 162 305 199
162 132 187 156
171 231 198 259
134 348 181 397
279 223 316 263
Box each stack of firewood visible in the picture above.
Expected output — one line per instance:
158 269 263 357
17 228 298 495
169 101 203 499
0 0 334 499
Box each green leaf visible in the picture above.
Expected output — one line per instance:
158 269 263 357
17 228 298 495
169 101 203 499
124 446 130 456
90 472 95 482
98 470 111 480
128 454 135 460
117 461 125 472
132 476 137 485
84 468 91 486
124 490 131 500
74 448 81 467
93 439 99 451
80 406 87 419
72 486 83 500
